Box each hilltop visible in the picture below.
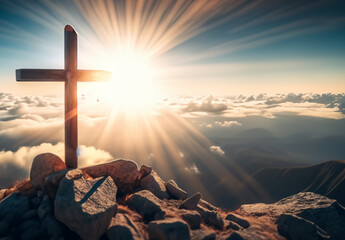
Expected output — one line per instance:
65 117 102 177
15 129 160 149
0 153 344 240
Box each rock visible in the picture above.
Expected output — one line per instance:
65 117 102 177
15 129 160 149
190 229 216 240
19 219 40 233
148 218 190 240
82 159 139 192
225 220 241 230
197 206 224 230
0 221 9 237
138 165 152 180
126 190 162 222
37 195 53 220
20 227 45 240
42 215 68 240
30 197 41 208
30 153 67 189
225 213 250 228
0 193 30 224
107 213 143 240
154 211 166 220
241 192 345 240
54 169 117 240
21 209 37 221
179 210 201 230
140 170 169 199
276 214 330 240
44 169 70 187
165 180 188 200
37 190 44 198
179 193 201 210
198 199 218 211
0 190 6 201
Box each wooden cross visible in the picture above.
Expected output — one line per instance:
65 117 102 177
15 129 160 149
16 25 111 169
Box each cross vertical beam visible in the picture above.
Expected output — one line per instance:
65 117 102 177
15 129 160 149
16 25 111 169
64 25 78 168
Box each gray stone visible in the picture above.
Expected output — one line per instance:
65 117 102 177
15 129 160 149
54 169 117 240
36 190 44 198
165 180 188 200
0 193 30 224
21 209 37 221
277 214 330 240
148 218 190 240
190 229 216 240
82 159 139 193
225 213 250 228
20 227 45 240
44 169 70 187
179 210 201 230
19 219 40 233
179 193 201 210
107 213 143 240
197 206 223 230
241 192 345 240
30 197 41 208
126 190 162 222
30 153 67 189
140 171 169 199
0 221 9 237
42 215 67 240
37 195 53 220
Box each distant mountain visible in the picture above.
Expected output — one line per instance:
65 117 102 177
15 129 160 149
250 160 345 206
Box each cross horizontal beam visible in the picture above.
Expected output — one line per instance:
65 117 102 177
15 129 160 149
16 69 111 82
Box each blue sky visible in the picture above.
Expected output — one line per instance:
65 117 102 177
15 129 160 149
0 0 344 95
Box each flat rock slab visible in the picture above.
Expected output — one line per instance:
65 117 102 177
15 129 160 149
179 210 201 230
241 192 345 240
107 213 144 240
165 180 188 200
140 170 169 200
82 159 139 192
148 218 190 240
179 193 201 210
30 153 67 189
54 169 117 240
197 206 224 230
225 213 250 228
126 190 162 222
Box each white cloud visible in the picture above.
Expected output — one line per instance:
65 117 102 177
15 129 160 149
209 145 225 156
215 121 241 127
185 164 200 174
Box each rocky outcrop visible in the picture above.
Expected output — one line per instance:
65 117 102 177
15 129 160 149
54 169 118 240
1 153 344 240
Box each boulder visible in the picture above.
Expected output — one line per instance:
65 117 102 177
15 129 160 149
45 169 70 187
241 192 345 240
225 213 250 228
140 171 169 199
82 159 139 192
54 169 117 240
199 199 218 211
126 190 162 222
21 209 37 221
37 195 53 220
197 206 224 230
138 165 152 180
190 229 216 240
30 153 67 189
165 180 188 200
42 215 67 240
276 214 330 240
0 193 30 224
148 218 190 240
179 210 201 230
107 213 144 240
179 193 201 210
